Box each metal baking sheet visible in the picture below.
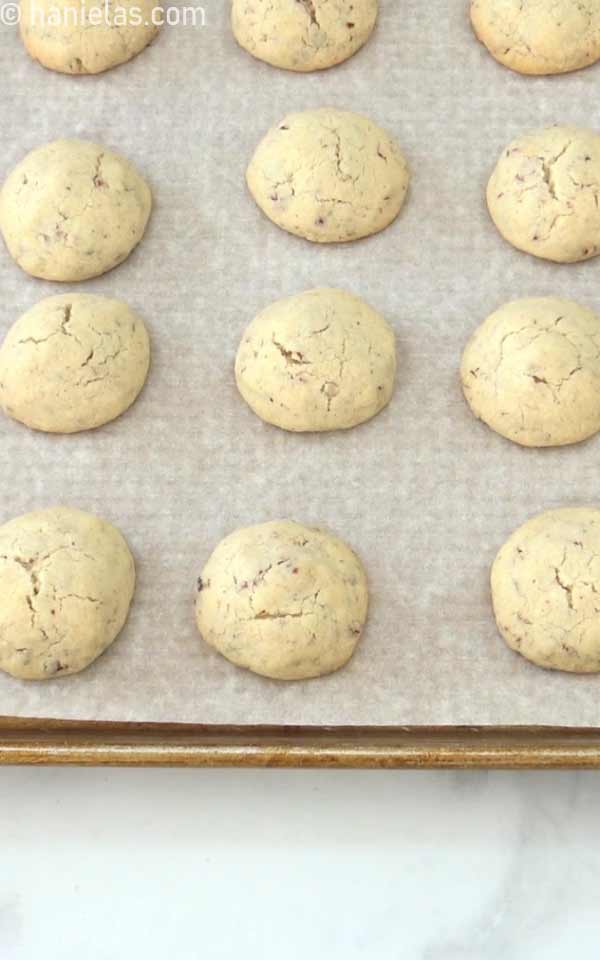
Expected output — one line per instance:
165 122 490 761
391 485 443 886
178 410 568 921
2 0 600 728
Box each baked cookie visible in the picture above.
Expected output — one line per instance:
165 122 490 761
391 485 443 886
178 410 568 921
471 0 600 76
246 108 409 243
196 520 368 680
0 507 135 680
235 288 396 432
20 0 161 75
487 125 600 263
492 507 600 673
231 0 378 72
0 294 150 434
0 139 152 281
461 297 600 447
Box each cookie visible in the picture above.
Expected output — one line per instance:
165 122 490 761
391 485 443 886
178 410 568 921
0 294 150 434
246 108 409 243
195 520 368 680
471 0 600 76
487 125 600 263
461 297 600 448
231 0 378 72
235 288 396 432
492 508 600 673
0 507 135 680
0 139 152 281
20 0 161 75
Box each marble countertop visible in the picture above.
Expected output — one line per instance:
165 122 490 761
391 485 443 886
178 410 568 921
1 767 598 958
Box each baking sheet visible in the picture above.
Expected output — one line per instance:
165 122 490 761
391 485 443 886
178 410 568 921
3 0 600 726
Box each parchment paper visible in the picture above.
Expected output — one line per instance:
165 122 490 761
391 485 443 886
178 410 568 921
3 0 600 726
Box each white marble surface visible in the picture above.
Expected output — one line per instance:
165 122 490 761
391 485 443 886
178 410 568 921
1 768 599 957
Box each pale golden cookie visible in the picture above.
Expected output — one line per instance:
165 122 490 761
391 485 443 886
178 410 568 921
196 520 368 680
487 125 600 263
246 108 409 243
231 0 378 72
0 507 135 680
20 0 161 75
236 288 396 432
461 297 600 447
0 139 152 281
492 508 600 673
0 294 150 434
471 0 600 76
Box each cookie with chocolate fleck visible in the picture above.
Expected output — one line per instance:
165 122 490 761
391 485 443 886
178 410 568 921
236 288 396 432
0 294 150 434
0 139 152 281
196 520 368 680
471 0 600 76
20 0 161 75
0 507 135 680
492 508 600 673
246 108 409 243
487 125 600 263
232 0 378 72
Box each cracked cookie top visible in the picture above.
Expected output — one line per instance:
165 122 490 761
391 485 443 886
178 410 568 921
492 508 600 673
0 507 135 680
235 287 396 433
0 139 152 281
487 125 600 263
471 0 600 76
461 297 600 448
0 294 151 434
195 520 369 681
19 0 161 75
246 107 409 243
231 0 378 72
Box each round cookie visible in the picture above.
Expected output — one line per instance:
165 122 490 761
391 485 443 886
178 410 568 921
195 520 368 680
0 139 152 281
235 288 396 432
461 297 600 448
0 507 135 680
0 294 150 434
20 0 161 75
471 0 600 76
487 125 600 263
492 507 600 673
246 108 410 243
231 0 378 72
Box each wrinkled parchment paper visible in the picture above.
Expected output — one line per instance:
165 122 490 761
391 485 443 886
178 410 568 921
3 0 600 726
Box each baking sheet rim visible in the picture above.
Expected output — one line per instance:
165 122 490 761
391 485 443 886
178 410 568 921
3 716 600 768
